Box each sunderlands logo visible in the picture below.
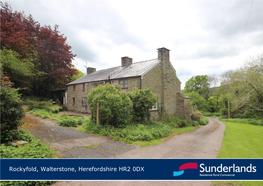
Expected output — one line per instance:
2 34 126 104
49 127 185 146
200 163 257 173
173 162 257 177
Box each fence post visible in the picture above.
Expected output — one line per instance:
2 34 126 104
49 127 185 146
96 102 100 125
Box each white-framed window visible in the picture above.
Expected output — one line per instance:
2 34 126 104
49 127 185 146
150 102 158 110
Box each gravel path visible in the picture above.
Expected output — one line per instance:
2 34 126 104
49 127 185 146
26 114 226 186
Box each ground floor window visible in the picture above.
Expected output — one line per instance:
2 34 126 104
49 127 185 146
150 102 158 110
82 97 87 111
119 79 128 89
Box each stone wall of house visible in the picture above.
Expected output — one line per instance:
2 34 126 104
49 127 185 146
66 77 141 113
162 61 181 116
66 47 191 119
184 96 191 118
158 47 182 116
141 48 191 119
141 63 162 103
175 93 191 118
66 81 104 113
149 110 159 121
125 77 141 92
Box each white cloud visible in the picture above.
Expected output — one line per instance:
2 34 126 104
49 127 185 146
4 0 263 89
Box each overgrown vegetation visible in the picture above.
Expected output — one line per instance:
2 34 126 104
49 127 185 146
29 109 86 127
81 114 207 145
127 87 157 122
0 129 57 186
82 119 171 142
87 84 133 127
0 130 57 158
202 112 220 117
0 71 25 143
183 54 263 119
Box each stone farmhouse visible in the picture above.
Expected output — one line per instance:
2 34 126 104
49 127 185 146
66 47 190 120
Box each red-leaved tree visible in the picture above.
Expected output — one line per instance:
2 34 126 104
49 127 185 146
1 2 77 96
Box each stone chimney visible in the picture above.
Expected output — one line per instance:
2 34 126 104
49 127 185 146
121 56 133 67
157 47 170 61
87 67 96 74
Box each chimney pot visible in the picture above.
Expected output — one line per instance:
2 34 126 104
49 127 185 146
121 56 133 67
87 67 96 74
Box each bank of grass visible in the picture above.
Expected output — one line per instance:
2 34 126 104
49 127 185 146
80 117 204 147
213 118 263 186
217 118 263 158
133 126 200 147
28 108 86 127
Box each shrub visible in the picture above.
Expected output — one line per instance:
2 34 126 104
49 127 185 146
87 84 133 127
58 119 78 127
58 117 85 127
0 75 25 143
16 129 35 142
191 105 203 119
199 117 209 125
0 130 57 158
82 120 171 142
202 112 220 117
25 99 62 113
29 109 59 119
191 121 199 126
127 88 157 122
178 119 187 128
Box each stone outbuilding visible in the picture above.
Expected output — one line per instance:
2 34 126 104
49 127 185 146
66 47 190 120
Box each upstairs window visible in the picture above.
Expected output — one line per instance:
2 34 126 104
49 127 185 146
72 97 75 106
73 85 76 91
83 83 85 92
120 79 128 89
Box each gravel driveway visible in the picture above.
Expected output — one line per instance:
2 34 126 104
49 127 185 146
26 114 226 186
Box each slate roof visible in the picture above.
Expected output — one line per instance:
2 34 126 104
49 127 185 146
67 58 161 85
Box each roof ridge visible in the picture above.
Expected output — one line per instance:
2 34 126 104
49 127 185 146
133 58 159 64
89 58 159 73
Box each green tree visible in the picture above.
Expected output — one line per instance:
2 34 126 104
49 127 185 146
0 71 25 143
127 88 157 122
184 75 210 99
221 70 234 118
0 48 44 92
71 68 85 81
230 55 263 116
87 84 133 127
184 91 207 112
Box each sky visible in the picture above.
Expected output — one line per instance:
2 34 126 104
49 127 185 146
4 0 263 89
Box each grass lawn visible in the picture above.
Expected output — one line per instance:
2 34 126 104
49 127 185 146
217 119 263 158
213 119 263 186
